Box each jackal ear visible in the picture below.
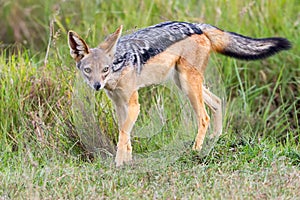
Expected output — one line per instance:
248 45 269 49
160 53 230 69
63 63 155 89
99 25 123 58
68 31 90 62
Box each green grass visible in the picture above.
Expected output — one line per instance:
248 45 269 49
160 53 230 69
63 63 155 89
0 0 299 199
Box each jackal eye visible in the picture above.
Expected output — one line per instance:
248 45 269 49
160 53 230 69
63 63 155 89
84 68 92 73
102 66 109 73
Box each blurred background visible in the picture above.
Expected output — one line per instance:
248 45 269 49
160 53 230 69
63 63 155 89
1 0 298 51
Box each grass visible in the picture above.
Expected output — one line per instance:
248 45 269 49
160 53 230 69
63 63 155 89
0 0 300 199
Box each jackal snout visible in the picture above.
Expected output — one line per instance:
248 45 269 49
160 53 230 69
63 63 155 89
93 82 101 91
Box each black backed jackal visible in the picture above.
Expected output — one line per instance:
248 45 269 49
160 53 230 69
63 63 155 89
68 21 291 166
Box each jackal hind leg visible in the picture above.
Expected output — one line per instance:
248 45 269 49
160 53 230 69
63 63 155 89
111 90 140 167
175 62 210 151
203 87 223 138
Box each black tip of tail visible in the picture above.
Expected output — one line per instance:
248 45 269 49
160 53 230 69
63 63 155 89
273 37 292 51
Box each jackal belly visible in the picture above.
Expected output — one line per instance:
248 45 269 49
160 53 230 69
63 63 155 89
136 51 178 88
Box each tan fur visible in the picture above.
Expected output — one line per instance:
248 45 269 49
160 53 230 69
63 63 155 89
68 28 223 167
200 27 230 53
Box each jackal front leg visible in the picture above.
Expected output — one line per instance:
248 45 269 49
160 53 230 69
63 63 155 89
113 91 140 167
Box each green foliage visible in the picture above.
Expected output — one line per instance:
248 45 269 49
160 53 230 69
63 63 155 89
0 0 299 198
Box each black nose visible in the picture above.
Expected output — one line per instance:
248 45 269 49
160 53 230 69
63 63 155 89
93 82 101 91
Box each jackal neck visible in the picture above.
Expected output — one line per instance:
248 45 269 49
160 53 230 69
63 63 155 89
104 67 134 91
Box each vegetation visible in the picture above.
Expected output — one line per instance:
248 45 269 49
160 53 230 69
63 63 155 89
0 0 299 199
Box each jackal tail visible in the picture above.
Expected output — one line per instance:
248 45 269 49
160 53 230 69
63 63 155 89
198 24 291 60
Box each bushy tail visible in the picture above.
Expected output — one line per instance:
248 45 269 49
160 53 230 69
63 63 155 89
197 24 291 60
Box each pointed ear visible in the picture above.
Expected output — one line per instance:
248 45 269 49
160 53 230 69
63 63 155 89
99 25 123 57
68 31 90 62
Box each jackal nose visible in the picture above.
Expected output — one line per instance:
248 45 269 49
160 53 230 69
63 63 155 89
93 82 101 91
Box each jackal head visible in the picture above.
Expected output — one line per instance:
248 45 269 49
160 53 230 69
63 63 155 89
68 26 122 90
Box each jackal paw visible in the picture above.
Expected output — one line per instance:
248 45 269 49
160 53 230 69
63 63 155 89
115 145 132 167
192 141 203 151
